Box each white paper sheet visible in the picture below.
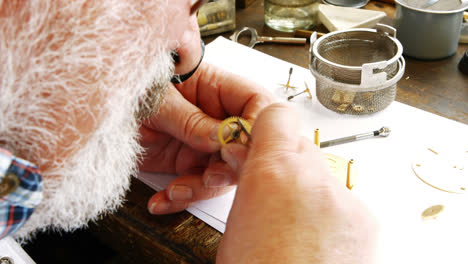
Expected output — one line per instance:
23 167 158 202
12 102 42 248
138 37 468 263
0 237 36 264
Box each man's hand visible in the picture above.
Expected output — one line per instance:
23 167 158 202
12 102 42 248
217 103 377 263
142 62 274 214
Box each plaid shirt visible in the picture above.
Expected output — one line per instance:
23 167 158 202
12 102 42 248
0 148 43 239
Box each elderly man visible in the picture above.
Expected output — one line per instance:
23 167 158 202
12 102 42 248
0 0 376 262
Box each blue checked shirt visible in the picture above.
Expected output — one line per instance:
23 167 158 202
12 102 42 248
0 148 43 239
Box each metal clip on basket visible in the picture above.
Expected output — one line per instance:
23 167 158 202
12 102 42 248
309 24 405 115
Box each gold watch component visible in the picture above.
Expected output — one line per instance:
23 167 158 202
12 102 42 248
315 128 357 190
422 205 444 220
325 153 357 190
218 117 252 146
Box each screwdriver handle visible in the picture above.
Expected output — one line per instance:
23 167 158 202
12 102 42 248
320 131 380 148
319 127 390 148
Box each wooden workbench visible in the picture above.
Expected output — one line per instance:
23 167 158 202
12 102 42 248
25 1 467 263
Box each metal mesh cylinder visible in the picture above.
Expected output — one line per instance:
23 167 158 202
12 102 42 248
309 26 405 115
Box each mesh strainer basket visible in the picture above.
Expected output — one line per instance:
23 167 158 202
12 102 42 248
309 24 405 115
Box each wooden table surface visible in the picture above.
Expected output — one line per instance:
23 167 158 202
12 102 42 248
89 1 468 263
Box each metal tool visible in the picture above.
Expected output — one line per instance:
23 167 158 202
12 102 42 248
320 127 390 148
237 117 252 141
280 67 297 91
230 27 307 48
287 81 312 100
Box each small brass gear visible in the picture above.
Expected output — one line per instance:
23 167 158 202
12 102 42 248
218 117 252 146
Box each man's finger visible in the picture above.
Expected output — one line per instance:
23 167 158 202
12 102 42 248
221 143 249 172
147 190 192 215
176 63 275 124
147 172 236 215
145 85 221 153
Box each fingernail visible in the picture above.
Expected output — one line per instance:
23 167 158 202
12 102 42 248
169 185 193 201
221 147 238 171
205 173 230 188
211 124 231 143
149 200 170 214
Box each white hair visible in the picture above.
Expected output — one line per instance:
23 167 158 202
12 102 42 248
0 0 174 241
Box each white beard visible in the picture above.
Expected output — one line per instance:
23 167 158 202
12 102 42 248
0 0 174 241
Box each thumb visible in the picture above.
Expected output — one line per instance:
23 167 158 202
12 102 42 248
250 103 302 155
221 143 249 172
144 85 221 152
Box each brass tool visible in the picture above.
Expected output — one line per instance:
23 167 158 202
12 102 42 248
280 67 297 91
316 128 358 190
326 153 357 190
237 117 252 141
346 159 354 190
294 29 326 40
287 81 312 101
231 27 307 48
314 129 320 147
320 127 390 148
